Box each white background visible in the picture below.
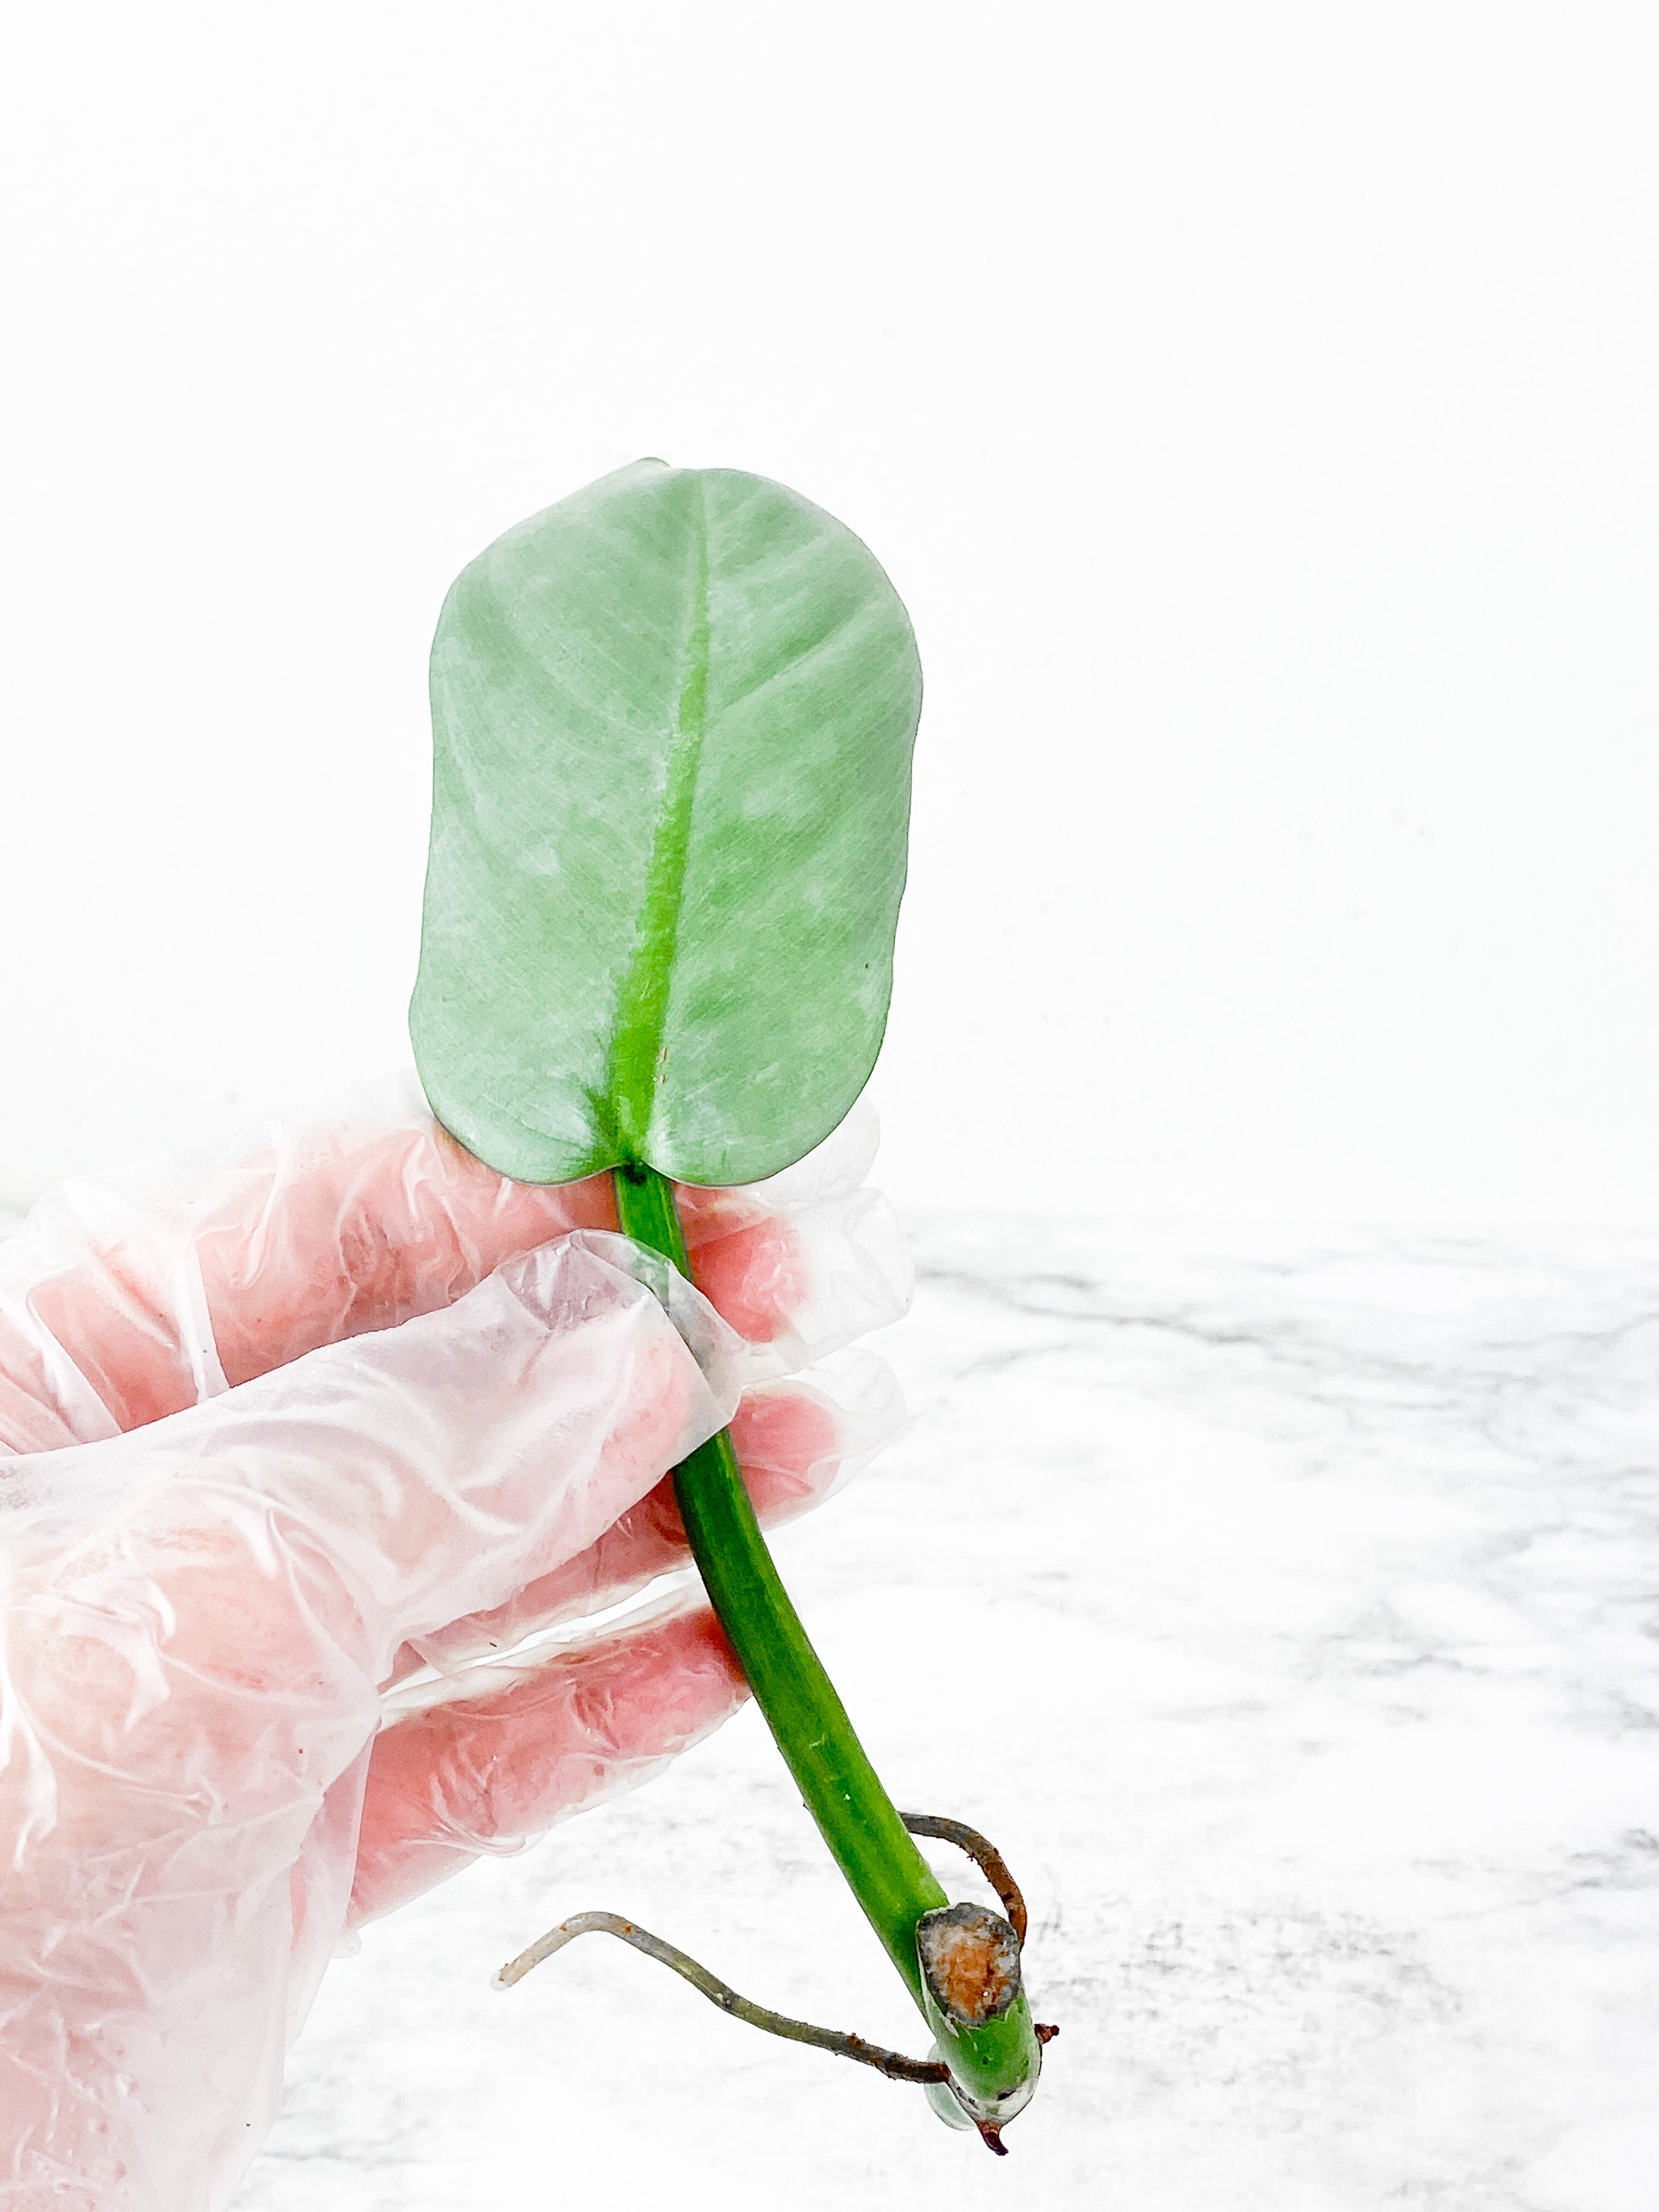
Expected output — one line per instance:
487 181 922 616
2 2 1657 1223
5 18 1658 2212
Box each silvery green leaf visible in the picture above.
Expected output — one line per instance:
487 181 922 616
411 460 922 1185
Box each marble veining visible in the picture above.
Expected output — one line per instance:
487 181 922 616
156 1217 1659 2207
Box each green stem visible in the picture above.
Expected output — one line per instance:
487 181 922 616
613 1164 1041 2118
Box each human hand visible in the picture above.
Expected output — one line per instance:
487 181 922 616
0 1079 909 2211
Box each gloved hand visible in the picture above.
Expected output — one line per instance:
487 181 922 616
0 1078 909 2212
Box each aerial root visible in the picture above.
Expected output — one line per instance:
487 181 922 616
494 1910 949 2085
495 1810 1056 2127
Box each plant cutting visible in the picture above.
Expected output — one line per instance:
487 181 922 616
410 459 1053 2150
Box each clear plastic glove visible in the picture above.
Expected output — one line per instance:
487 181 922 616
0 1078 910 2212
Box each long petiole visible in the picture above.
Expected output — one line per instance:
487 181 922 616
613 1165 945 1994
608 1164 1045 2125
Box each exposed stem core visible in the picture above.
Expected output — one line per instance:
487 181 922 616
612 1163 1043 2120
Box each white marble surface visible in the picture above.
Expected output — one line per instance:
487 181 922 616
225 1215 1659 2212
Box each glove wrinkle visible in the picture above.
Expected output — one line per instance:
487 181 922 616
0 1087 908 2211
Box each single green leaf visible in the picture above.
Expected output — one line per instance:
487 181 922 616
410 459 922 1186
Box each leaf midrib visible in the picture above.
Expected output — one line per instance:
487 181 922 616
605 477 711 1162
